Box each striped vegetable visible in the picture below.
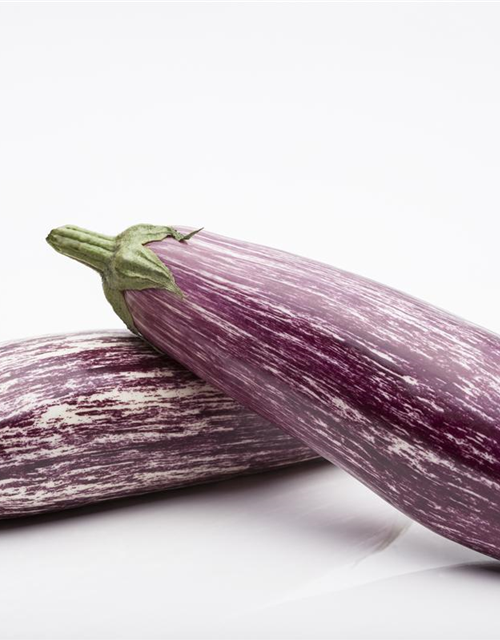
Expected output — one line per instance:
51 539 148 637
48 224 500 560
0 331 317 518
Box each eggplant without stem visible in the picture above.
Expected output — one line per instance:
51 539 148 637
0 331 316 518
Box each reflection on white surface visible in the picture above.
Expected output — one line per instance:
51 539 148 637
0 462 496 639
220 561 500 640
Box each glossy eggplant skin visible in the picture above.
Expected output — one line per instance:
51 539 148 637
122 228 500 560
0 331 317 518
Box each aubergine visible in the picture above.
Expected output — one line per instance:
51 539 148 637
48 224 500 560
0 330 317 518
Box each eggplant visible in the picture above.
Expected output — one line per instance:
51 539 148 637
47 224 500 560
0 330 317 518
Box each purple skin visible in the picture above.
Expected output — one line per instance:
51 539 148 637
122 228 500 560
0 331 317 518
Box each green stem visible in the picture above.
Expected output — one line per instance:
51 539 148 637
46 225 115 273
46 223 201 333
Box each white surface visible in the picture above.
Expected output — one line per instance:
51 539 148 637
0 463 497 640
0 2 500 639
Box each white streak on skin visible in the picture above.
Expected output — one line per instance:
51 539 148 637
128 228 500 560
0 331 318 518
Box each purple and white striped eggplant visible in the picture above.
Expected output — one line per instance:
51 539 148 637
0 330 317 518
48 224 500 559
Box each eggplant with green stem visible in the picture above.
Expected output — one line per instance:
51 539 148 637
48 223 500 560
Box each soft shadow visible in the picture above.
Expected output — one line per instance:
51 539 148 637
0 458 327 531
1 460 474 569
450 560 500 577
0 459 414 565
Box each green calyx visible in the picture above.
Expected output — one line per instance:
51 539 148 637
46 223 201 333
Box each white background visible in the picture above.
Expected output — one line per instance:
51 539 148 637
1 2 500 639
